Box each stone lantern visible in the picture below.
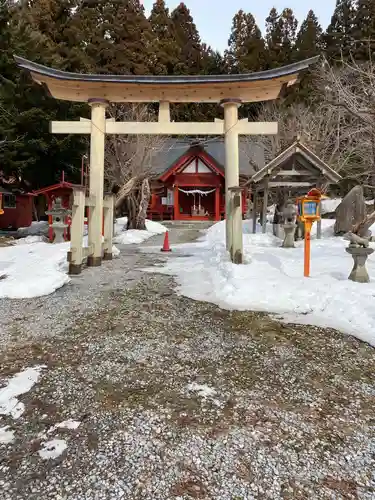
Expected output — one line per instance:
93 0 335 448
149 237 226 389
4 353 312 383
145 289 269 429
46 197 71 243
281 200 297 248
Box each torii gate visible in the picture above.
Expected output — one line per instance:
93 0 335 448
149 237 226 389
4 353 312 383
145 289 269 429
15 55 318 270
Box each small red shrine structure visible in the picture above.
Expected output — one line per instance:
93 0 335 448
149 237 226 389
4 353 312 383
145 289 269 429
0 172 34 231
148 142 255 221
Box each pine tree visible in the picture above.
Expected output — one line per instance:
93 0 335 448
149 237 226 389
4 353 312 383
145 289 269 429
352 0 375 61
294 10 323 60
149 0 181 74
324 0 356 62
225 9 266 73
171 2 202 74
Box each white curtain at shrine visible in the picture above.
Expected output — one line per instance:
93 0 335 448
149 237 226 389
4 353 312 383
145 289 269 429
178 188 216 211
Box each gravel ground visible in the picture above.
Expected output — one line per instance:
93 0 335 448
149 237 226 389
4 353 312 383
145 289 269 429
0 227 375 500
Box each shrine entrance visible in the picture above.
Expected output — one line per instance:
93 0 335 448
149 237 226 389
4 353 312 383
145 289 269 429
177 188 217 220
15 55 318 268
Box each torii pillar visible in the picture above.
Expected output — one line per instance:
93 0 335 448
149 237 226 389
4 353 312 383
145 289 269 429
221 99 242 262
87 98 108 266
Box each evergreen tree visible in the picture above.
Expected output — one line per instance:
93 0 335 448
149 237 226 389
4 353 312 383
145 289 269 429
324 0 356 62
280 8 298 63
201 44 226 74
0 0 86 187
293 10 323 103
294 10 323 61
149 0 181 74
352 0 375 61
265 8 284 68
171 2 202 74
225 9 266 73
72 0 155 75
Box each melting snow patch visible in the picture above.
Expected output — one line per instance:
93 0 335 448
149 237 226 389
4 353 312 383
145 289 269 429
0 366 46 419
0 426 15 444
38 439 67 460
48 419 81 434
187 382 217 398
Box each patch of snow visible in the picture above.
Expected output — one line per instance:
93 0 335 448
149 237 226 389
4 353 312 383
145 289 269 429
0 426 15 444
17 221 49 237
0 236 119 299
187 382 217 398
48 419 81 434
155 220 375 347
0 366 46 419
13 235 47 245
321 198 342 214
38 439 67 460
114 217 166 245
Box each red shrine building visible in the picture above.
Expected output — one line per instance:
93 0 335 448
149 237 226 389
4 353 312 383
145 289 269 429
148 140 262 221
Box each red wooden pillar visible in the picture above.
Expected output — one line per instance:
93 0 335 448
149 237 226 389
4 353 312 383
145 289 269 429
174 185 179 220
242 188 247 216
215 186 220 221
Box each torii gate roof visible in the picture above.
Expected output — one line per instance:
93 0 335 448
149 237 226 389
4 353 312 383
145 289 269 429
14 55 319 103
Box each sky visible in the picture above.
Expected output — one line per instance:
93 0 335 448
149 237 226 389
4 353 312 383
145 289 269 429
142 1 336 53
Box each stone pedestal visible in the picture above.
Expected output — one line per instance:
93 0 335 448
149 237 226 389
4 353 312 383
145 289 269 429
346 246 374 283
50 222 69 243
282 223 297 248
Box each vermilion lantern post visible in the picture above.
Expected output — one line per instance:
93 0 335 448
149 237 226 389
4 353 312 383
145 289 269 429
297 188 322 277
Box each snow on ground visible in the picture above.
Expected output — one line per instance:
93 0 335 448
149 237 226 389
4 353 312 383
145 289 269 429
156 219 375 347
17 221 49 237
0 216 164 299
48 419 81 434
320 197 341 214
0 426 15 444
0 366 46 419
186 382 217 399
113 217 166 245
38 439 67 460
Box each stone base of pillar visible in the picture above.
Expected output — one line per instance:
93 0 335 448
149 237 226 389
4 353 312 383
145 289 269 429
103 252 113 261
232 249 243 264
87 255 102 267
346 246 374 283
69 263 82 275
282 223 297 248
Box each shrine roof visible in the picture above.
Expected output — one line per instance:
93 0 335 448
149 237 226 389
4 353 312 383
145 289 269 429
14 56 319 103
249 141 342 185
150 139 264 179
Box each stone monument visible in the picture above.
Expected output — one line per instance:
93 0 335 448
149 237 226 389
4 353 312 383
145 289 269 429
334 185 366 235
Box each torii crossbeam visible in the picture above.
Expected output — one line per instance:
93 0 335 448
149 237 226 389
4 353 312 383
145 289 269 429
15 55 318 267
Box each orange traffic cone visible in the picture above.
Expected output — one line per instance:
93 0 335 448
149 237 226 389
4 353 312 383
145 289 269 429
161 231 172 252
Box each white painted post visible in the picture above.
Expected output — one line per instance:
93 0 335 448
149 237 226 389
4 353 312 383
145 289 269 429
221 99 242 262
103 194 115 260
87 98 108 266
68 187 85 274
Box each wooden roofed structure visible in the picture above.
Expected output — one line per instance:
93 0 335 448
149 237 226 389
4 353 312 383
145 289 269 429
14 56 319 104
247 140 342 234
